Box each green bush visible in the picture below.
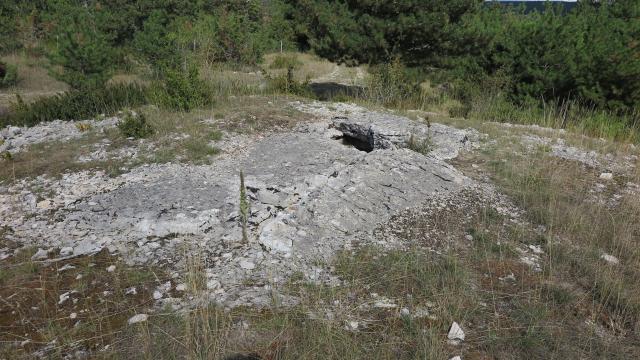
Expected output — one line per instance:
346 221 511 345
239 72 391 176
117 111 154 139
149 65 214 111
0 62 18 88
283 0 477 66
2 84 147 127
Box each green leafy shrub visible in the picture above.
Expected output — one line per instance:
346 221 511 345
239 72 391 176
117 111 153 139
148 65 214 111
0 3 21 53
2 84 147 127
0 62 18 88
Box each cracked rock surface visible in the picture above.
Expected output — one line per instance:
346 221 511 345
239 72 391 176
0 117 120 154
1 103 481 308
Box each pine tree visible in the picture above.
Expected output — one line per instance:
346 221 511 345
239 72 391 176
46 3 115 90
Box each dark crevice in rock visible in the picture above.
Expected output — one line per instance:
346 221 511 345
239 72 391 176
336 135 373 153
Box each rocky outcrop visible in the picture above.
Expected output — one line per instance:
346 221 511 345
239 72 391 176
1 102 482 308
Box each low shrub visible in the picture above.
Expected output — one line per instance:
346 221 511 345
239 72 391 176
149 65 214 111
117 111 153 139
2 83 147 127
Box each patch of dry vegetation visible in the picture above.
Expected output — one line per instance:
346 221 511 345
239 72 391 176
0 129 131 182
263 52 364 85
0 245 167 359
450 132 640 357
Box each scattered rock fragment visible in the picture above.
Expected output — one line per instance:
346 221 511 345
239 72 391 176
448 322 465 345
601 254 620 265
372 296 397 309
413 306 432 319
106 265 116 273
128 314 148 325
60 247 74 257
206 279 221 290
58 291 77 305
528 244 544 254
346 320 359 331
599 172 613 180
36 199 54 210
239 260 256 270
125 287 137 296
57 264 76 272
31 248 49 260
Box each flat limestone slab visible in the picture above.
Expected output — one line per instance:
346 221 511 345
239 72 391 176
1 103 478 307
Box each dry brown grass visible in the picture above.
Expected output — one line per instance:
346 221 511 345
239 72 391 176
451 131 640 357
263 52 367 85
0 53 69 110
0 129 131 182
0 246 167 359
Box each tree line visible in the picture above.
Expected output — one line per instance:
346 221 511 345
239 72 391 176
1 0 638 114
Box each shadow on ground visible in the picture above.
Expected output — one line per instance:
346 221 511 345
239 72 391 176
309 82 364 101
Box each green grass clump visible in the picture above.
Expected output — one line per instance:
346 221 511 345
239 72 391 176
265 67 312 97
148 66 214 112
117 111 154 139
1 83 147 127
183 138 219 161
406 133 433 155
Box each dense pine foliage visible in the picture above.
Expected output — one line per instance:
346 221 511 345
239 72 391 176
0 0 638 126
284 0 639 113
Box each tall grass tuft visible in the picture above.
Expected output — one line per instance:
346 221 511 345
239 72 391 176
2 83 147 127
469 96 640 143
269 54 303 70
